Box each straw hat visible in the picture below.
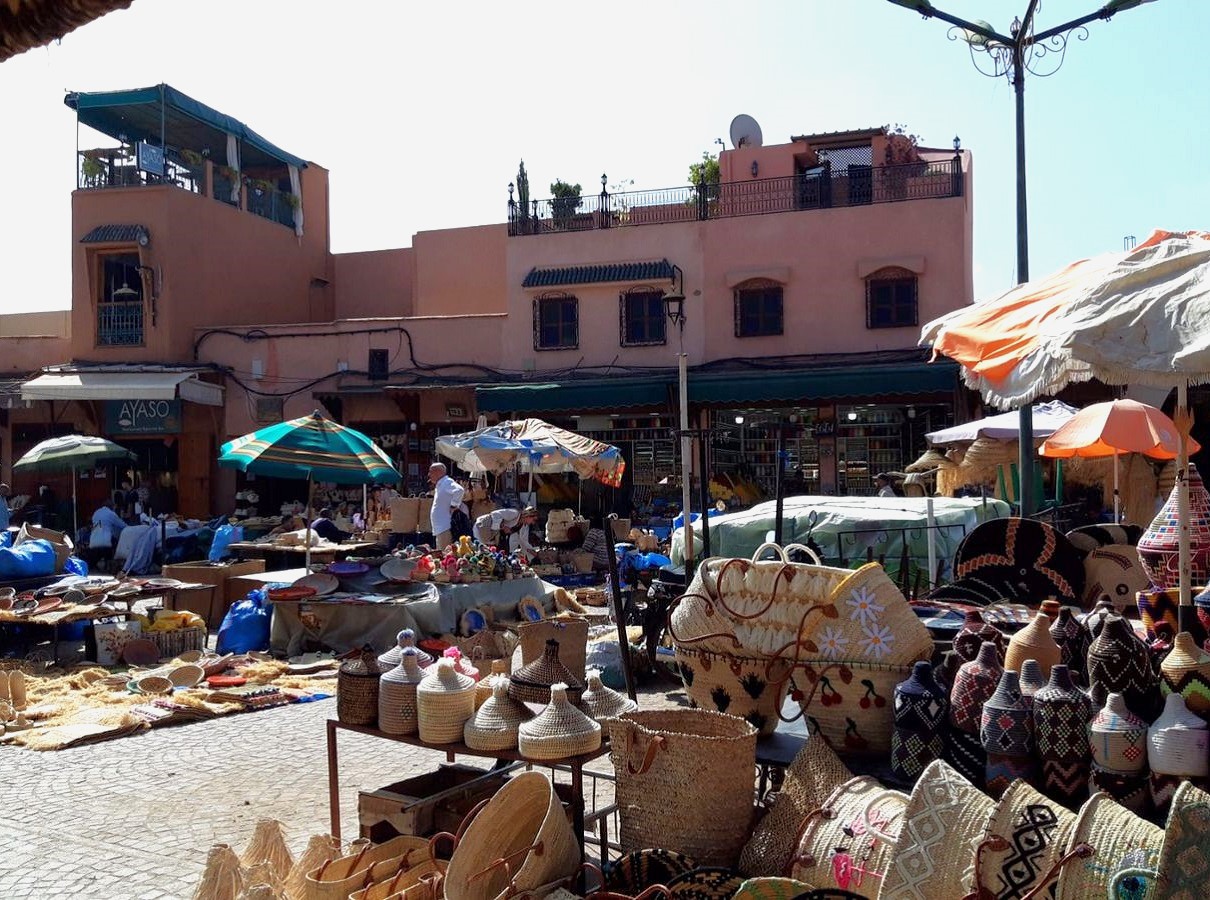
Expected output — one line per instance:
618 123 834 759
517 682 601 760
579 671 638 722
416 659 476 744
463 676 534 752
974 779 1078 900
1058 792 1162 900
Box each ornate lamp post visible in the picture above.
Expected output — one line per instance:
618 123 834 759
887 0 1157 515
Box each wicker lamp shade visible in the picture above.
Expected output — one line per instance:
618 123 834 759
464 676 534 752
338 645 382 727
580 671 638 721
1087 615 1160 719
1090 692 1149 776
1004 613 1062 678
378 648 426 735
378 628 435 670
507 639 584 706
1160 631 1210 720
416 658 476 744
518 682 602 760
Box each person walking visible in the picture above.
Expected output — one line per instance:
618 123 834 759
428 462 465 549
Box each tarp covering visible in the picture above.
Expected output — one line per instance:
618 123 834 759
436 418 625 486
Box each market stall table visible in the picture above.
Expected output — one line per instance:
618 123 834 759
226 541 382 570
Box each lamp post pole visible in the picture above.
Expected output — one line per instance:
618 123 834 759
664 269 693 571
887 0 1156 516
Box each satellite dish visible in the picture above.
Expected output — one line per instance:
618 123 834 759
729 114 764 149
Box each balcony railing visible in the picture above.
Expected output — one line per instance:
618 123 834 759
97 300 144 346
246 182 296 228
509 158 963 236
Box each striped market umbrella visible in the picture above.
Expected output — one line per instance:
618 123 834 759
14 434 136 533
219 411 399 567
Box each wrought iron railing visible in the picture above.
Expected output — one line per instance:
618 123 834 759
78 148 203 195
246 183 296 228
97 300 144 346
509 158 963 236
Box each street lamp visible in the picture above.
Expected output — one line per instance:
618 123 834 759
664 265 695 570
887 0 1157 515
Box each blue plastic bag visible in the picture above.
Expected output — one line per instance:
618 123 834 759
0 531 11 549
208 523 244 563
216 587 272 654
64 556 89 576
0 539 57 579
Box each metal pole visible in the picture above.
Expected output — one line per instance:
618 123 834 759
1013 48 1036 518
1177 382 1194 632
603 513 637 701
774 423 785 545
679 352 694 571
698 423 711 559
926 497 937 589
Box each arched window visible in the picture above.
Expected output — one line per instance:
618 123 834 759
533 291 578 350
865 266 918 329
733 278 784 338
619 286 667 347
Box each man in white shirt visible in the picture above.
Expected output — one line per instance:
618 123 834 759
428 463 465 548
509 507 541 558
473 507 521 546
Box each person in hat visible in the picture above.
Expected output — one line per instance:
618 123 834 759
875 473 898 497
510 506 541 557
473 506 520 547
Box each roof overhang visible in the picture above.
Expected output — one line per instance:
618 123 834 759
22 370 224 406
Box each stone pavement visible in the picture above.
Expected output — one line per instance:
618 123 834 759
2 686 678 899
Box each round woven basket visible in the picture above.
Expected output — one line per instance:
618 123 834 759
580 671 638 722
507 639 584 706
378 629 435 670
443 771 579 900
416 658 476 744
379 649 426 735
463 676 533 752
1058 792 1163 900
1090 692 1149 775
674 646 791 736
473 659 509 709
338 646 382 727
1160 631 1210 720
974 779 1078 900
518 682 602 760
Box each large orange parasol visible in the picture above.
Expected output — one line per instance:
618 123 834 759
1039 399 1200 522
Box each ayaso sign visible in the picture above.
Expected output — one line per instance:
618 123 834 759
105 399 182 435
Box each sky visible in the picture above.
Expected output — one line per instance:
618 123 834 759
0 0 1206 314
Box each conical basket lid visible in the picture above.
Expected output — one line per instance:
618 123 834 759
520 683 601 744
378 629 434 669
381 648 426 685
510 639 584 694
468 678 534 732
580 672 638 721
418 658 475 695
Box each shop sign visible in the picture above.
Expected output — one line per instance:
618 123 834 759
104 399 182 435
136 141 165 176
446 404 468 419
813 420 836 437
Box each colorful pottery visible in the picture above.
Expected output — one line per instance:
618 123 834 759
953 610 1005 663
950 642 1003 735
1136 587 1181 641
1090 692 1149 776
1160 630 1210 720
1049 607 1088 682
894 660 948 733
1004 613 1062 678
1087 615 1160 719
981 669 1034 757
1033 664 1093 808
1081 543 1150 611
1137 462 1210 588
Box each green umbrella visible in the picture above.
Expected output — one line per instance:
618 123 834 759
13 434 136 533
218 411 399 568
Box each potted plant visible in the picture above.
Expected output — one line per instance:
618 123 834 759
883 124 926 198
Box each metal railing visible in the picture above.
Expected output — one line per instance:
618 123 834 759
97 300 144 346
246 183 296 228
78 149 203 195
509 158 964 236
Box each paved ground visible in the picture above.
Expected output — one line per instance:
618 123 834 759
2 683 685 900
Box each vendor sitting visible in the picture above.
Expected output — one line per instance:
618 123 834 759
89 499 127 571
308 508 348 544
473 506 521 547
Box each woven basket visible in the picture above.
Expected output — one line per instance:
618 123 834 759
1148 692 1210 778
738 735 852 877
864 759 993 900
349 857 445 900
508 638 584 706
304 836 429 900
379 649 426 736
519 618 589 684
144 626 206 659
1090 692 1149 776
608 709 757 868
458 630 513 682
974 779 1079 900
474 660 510 709
378 629 435 671
1057 792 1163 900
518 682 602 760
571 551 595 574
443 771 580 900
1004 613 1063 679
787 776 906 896
790 658 925 756
1149 780 1210 900
579 587 609 607
416 659 476 744
1160 631 1210 720
674 647 792 737
464 677 533 752
339 646 383 727
580 672 638 722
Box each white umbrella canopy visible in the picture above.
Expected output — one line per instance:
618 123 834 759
435 418 625 486
926 400 1078 445
922 229 1210 622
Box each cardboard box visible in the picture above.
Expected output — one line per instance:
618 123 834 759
162 560 267 622
390 497 420 533
358 764 512 842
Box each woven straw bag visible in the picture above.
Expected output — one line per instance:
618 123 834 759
1101 780 1210 900
607 709 757 868
303 836 429 900
861 759 993 900
348 853 445 900
518 682 602 760
580 672 638 722
787 776 906 896
443 771 580 900
519 618 589 683
379 649 426 736
738 736 851 877
508 638 584 705
1056 792 1162 900
971 779 1080 900
674 646 792 736
416 659 477 744
339 646 383 727
790 657 926 756
464 676 533 752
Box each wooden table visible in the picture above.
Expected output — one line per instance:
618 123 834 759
227 541 382 569
326 719 611 860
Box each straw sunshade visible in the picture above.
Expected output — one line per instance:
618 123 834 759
443 771 580 900
193 843 244 900
240 820 294 885
463 677 533 752
1 0 134 63
379 649 426 736
1057 792 1162 900
517 682 602 760
738 735 852 877
416 659 476 744
579 671 638 722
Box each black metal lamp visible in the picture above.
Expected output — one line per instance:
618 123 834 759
664 265 686 329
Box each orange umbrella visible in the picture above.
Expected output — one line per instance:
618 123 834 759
1039 399 1200 521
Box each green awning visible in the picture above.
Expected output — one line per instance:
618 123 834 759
65 84 308 170
476 378 674 414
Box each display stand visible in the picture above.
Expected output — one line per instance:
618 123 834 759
326 719 610 859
